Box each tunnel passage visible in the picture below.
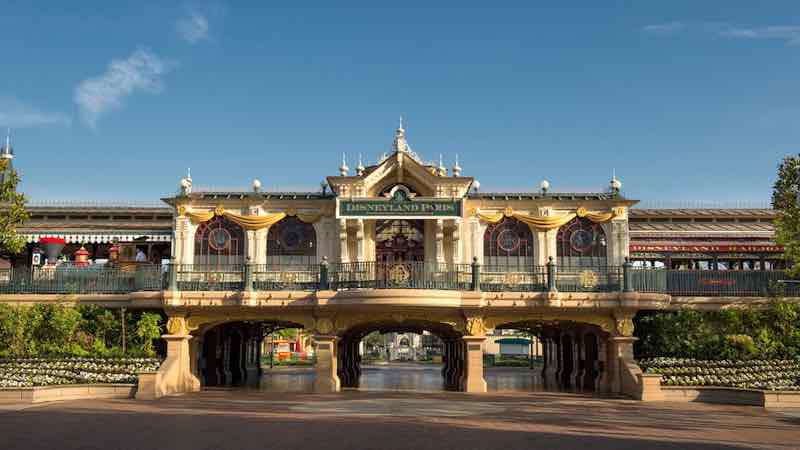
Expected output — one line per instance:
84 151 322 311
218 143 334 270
494 320 607 392
337 319 465 391
198 320 304 387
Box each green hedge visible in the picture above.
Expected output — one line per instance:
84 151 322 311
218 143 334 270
0 304 163 359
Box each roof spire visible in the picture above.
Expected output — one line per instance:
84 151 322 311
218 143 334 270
452 154 462 176
399 115 404 131
356 153 365 176
394 118 408 153
1 128 13 160
339 152 349 176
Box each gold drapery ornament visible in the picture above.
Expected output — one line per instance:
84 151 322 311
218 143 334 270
179 206 322 229
476 206 617 232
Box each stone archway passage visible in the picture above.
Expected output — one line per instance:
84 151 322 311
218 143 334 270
336 319 465 391
198 320 304 388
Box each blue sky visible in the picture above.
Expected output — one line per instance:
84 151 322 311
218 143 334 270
1 2 799 207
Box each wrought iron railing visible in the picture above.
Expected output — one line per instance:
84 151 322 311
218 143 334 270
174 264 245 291
329 262 472 290
555 266 623 293
0 262 798 296
480 265 547 292
252 264 319 291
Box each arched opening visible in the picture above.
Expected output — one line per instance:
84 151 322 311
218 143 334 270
338 319 463 392
375 219 425 263
266 216 317 266
483 217 535 269
556 217 607 267
197 320 306 388
194 216 245 267
491 320 606 393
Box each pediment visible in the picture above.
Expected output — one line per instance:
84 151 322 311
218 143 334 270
328 150 473 199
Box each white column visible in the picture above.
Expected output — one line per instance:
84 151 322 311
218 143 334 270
435 219 445 264
469 218 486 264
355 218 365 262
452 219 463 264
253 228 268 265
338 219 349 263
174 217 195 265
312 219 329 263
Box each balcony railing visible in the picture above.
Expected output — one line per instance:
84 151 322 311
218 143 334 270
0 261 797 297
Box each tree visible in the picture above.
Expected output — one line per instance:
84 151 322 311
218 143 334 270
0 159 28 255
772 155 800 276
135 313 162 357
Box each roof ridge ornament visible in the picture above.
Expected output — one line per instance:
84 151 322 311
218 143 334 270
1 128 12 160
339 152 349 176
452 154 462 176
392 117 423 164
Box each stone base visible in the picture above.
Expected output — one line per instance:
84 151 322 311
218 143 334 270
1 384 135 404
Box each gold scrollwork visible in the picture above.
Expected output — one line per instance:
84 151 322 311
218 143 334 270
616 318 634 337
465 317 486 336
166 317 188 336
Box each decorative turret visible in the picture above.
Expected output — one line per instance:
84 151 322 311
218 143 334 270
339 153 349 176
356 153 365 176
0 130 13 161
452 154 462 177
393 117 408 153
610 170 622 194
437 154 446 177
0 129 15 187
179 168 192 195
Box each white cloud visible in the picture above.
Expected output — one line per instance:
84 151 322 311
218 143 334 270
718 26 800 45
642 22 684 35
176 9 209 44
0 98 71 128
73 49 170 128
643 21 800 46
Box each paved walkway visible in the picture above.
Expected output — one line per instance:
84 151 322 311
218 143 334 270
1 390 798 450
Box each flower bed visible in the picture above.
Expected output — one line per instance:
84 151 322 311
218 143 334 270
640 357 800 391
0 357 161 388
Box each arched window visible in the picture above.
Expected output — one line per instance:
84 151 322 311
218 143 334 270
483 217 535 268
375 219 424 263
266 216 316 266
557 217 607 267
194 216 245 267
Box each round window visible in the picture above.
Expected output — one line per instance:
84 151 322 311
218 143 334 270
496 229 521 252
208 228 231 251
569 228 595 253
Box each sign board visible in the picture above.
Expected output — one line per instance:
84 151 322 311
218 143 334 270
629 244 783 253
337 189 462 219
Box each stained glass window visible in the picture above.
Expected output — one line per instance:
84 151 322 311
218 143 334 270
556 217 607 267
266 216 316 266
194 216 245 267
483 217 535 269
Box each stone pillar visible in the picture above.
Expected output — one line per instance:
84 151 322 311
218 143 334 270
435 219 445 264
338 219 349 263
462 336 487 393
355 219 365 262
314 335 341 393
603 336 637 394
136 317 201 400
469 218 486 264
451 219 463 264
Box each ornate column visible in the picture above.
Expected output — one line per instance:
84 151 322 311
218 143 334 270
338 219 349 263
135 316 201 400
355 219 365 262
468 217 484 264
172 216 194 265
313 334 341 393
435 219 445 264
462 336 487 393
451 219 463 264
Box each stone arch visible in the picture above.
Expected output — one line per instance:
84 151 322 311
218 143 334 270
486 314 612 392
334 316 465 390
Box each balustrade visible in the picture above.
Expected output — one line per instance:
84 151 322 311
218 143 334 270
0 261 797 296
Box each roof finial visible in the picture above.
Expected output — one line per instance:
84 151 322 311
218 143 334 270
399 115 404 130
339 152 349 176
187 167 192 181
452 153 462 177
357 153 365 175
1 128 13 160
